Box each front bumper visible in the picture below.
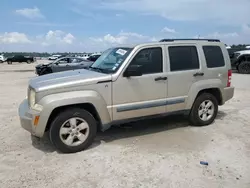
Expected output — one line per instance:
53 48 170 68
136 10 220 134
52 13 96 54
18 99 44 137
35 66 43 75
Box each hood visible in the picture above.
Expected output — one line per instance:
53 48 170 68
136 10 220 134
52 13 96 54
235 50 250 55
29 69 111 92
36 62 52 68
42 62 52 65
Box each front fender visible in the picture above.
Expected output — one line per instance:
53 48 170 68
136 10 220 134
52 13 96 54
185 79 223 109
36 90 111 135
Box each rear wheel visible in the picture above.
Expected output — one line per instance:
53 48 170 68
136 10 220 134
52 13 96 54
238 61 250 74
7 61 12 64
189 93 218 126
27 60 32 64
49 108 97 153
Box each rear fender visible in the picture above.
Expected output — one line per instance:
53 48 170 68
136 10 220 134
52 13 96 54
185 79 222 109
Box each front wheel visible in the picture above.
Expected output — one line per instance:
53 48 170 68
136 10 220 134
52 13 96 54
49 108 97 153
238 61 250 74
189 93 218 126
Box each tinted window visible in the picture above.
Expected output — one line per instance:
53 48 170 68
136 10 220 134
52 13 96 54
14 55 23 58
169 46 199 71
203 46 225 68
70 58 82 63
130 47 163 74
57 58 68 64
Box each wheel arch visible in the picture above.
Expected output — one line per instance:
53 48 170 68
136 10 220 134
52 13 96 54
36 90 112 136
186 79 223 109
237 54 250 65
46 103 101 132
195 88 222 105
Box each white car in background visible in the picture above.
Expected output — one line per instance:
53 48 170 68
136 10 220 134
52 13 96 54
78 54 90 60
48 55 62 60
0 54 6 63
231 49 250 73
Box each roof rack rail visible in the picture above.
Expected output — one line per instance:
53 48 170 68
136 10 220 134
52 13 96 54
159 39 220 42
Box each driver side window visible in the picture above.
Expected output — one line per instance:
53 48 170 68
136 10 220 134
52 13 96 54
129 47 163 74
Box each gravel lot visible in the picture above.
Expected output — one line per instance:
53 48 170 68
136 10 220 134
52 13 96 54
0 60 250 188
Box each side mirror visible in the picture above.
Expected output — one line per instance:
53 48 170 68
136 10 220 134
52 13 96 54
123 65 143 77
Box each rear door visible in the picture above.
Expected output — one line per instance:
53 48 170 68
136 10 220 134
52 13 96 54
165 44 203 112
13 55 21 62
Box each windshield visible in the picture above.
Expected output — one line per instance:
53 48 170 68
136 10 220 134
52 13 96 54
90 47 133 73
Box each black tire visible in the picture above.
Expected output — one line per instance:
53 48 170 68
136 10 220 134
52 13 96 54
49 108 97 153
7 61 12 64
189 93 218 126
238 61 250 74
0 60 3 63
27 60 31 64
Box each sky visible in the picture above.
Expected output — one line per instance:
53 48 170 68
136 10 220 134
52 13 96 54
0 0 250 52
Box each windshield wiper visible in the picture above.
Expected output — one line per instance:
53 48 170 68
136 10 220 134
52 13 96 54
89 66 105 73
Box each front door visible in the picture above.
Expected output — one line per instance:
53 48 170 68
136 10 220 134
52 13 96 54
112 46 168 121
52 58 70 72
165 44 203 112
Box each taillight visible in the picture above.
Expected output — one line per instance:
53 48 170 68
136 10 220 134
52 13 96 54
227 69 232 87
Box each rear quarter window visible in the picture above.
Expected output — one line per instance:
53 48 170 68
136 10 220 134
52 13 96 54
203 46 225 68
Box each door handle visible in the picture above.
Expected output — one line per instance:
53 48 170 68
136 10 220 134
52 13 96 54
193 72 204 77
155 76 167 81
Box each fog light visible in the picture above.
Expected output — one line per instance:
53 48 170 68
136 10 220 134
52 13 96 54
34 116 40 126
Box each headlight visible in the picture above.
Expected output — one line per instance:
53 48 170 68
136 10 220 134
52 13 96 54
29 88 36 107
28 87 43 111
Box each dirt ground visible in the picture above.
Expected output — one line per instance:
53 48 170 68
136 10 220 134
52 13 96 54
0 60 249 188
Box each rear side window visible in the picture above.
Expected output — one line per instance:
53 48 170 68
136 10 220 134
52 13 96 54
203 46 225 68
168 46 199 71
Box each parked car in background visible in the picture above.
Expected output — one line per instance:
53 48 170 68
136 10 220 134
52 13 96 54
48 55 61 60
230 50 250 74
19 38 234 153
227 48 248 58
0 54 6 63
6 55 35 64
80 54 91 60
87 53 101 62
35 56 93 76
